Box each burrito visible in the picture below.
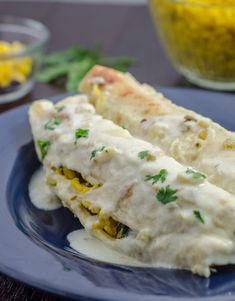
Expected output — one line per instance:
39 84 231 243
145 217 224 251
29 95 235 277
79 65 235 197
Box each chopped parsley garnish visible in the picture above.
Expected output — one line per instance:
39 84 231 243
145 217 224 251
138 150 149 160
120 124 127 129
44 116 61 130
145 169 168 184
90 146 105 160
156 185 178 204
193 210 205 224
186 168 206 180
75 128 89 143
37 139 51 160
56 106 65 112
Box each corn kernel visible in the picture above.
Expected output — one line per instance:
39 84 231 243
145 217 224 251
0 40 32 88
146 154 156 161
92 84 101 97
223 138 235 150
55 167 63 175
71 178 90 193
104 225 117 237
90 206 100 214
63 167 77 179
198 129 208 140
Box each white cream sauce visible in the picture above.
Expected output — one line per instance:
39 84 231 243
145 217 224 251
28 96 235 277
68 229 151 267
29 168 62 210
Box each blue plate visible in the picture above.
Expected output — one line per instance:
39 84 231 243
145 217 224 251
1 87 235 301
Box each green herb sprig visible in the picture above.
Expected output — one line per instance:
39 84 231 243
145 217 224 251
138 150 149 160
193 210 205 224
75 128 89 143
36 43 137 92
186 168 206 180
156 185 178 205
44 116 61 130
90 146 105 160
145 169 168 184
37 139 51 160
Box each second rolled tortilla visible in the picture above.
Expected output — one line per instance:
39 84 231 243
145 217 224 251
80 65 235 197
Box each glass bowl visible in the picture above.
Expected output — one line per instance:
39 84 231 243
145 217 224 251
0 16 49 104
149 0 235 90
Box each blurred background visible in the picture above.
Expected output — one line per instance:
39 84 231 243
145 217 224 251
0 0 180 111
1 0 235 109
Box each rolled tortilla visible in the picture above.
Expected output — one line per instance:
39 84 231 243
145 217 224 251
29 95 235 277
79 65 235 197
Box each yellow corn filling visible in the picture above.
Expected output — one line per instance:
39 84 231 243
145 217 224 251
71 178 91 193
63 168 77 180
198 129 208 140
223 138 235 151
91 84 106 111
54 166 93 193
0 41 32 88
52 166 129 239
92 212 129 239
81 200 100 214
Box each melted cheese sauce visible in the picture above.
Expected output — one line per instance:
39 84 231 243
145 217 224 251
29 168 62 210
90 80 235 197
28 96 235 277
68 229 151 266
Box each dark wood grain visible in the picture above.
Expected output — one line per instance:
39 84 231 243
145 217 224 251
0 2 182 300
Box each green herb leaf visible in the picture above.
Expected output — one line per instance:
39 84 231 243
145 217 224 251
138 150 149 160
145 169 168 184
193 210 205 224
186 168 206 180
37 139 51 160
35 63 70 82
36 43 137 92
120 124 126 129
66 58 95 92
90 146 105 160
75 128 89 143
156 185 178 205
41 46 94 65
44 117 61 130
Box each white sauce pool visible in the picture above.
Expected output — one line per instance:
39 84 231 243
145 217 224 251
68 229 151 267
29 168 62 210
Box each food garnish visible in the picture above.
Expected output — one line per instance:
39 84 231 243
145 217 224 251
145 169 168 184
90 146 105 160
186 168 206 180
36 139 51 159
138 150 149 160
44 117 61 130
75 128 89 143
193 210 205 224
156 185 178 204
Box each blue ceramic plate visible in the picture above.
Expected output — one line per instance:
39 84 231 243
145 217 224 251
1 87 235 301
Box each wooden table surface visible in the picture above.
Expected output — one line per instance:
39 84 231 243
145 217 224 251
0 1 185 300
